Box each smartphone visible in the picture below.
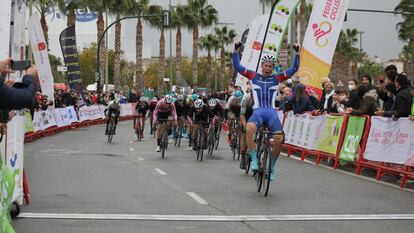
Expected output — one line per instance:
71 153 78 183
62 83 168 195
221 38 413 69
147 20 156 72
11 60 31 71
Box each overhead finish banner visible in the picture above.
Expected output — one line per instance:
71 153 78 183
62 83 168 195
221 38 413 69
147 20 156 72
59 25 83 94
235 15 268 91
297 0 350 96
256 0 301 72
27 13 55 104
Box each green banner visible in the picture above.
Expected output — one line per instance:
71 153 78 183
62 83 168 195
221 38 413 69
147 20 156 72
0 153 17 233
338 116 366 163
316 115 345 154
24 111 34 133
411 98 414 115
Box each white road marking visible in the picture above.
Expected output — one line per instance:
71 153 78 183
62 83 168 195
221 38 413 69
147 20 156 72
138 157 145 161
154 168 167 175
18 213 414 221
129 141 133 144
283 153 414 193
129 148 135 152
186 192 208 205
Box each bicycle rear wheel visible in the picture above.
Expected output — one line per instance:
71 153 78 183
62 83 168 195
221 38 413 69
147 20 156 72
244 155 251 174
199 130 205 162
196 128 202 161
161 123 168 158
215 127 220 150
264 146 272 197
108 119 114 143
208 128 215 156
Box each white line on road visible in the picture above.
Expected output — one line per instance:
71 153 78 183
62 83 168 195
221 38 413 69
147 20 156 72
129 141 133 144
18 213 414 221
129 148 135 152
186 192 208 205
154 168 167 175
138 157 145 161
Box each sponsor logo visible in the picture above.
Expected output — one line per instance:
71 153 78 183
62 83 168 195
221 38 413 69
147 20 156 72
37 42 46 51
312 22 332 48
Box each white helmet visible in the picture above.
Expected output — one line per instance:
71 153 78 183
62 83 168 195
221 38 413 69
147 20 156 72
208 99 217 107
139 97 146 102
164 95 173 104
177 95 184 101
194 99 204 109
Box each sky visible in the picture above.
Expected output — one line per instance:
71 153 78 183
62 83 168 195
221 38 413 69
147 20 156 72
44 0 407 63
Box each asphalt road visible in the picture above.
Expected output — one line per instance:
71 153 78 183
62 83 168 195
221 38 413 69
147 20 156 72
12 121 414 233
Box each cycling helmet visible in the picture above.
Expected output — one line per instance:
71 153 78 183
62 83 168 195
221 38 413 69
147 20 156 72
191 93 200 101
186 96 193 103
194 99 204 109
233 90 243 100
164 95 173 104
151 97 158 102
208 99 217 107
139 96 147 102
177 95 184 101
261 55 276 65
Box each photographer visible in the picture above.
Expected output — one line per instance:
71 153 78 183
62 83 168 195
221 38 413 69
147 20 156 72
0 58 38 110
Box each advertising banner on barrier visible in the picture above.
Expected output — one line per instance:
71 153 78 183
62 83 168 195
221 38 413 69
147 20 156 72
0 153 15 233
25 111 34 133
120 104 134 117
284 112 325 150
364 117 414 165
53 108 66 127
6 112 25 205
27 13 55 104
256 0 300 72
316 115 345 154
297 0 350 96
339 116 366 163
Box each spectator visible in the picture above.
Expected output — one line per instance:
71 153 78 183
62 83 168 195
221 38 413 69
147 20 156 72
361 74 374 90
332 88 348 113
279 86 292 112
317 82 335 112
342 79 361 110
307 88 319 109
382 83 397 112
0 58 37 110
375 73 413 119
378 69 398 105
291 84 314 114
347 85 379 116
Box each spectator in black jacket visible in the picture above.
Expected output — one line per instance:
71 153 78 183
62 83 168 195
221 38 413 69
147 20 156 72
291 84 314 114
346 85 379 116
375 73 413 119
378 69 398 105
342 79 361 109
382 83 396 112
0 58 37 110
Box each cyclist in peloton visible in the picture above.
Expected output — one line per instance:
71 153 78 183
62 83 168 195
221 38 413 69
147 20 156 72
174 95 187 137
148 97 158 134
134 96 149 139
208 98 225 136
105 93 121 135
233 41 300 180
225 90 243 144
153 95 177 152
239 86 254 169
188 99 210 150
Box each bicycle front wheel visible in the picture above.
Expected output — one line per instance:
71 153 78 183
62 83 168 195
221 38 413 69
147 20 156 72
161 124 168 159
264 145 272 197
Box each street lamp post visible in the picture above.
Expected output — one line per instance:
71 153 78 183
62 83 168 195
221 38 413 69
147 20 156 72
96 14 164 103
169 0 173 92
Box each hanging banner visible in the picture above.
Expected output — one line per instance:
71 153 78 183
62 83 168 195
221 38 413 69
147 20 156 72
339 116 366 163
0 0 12 58
297 0 350 96
256 0 301 72
316 115 345 154
27 13 55 103
59 25 83 94
364 117 414 165
8 0 26 83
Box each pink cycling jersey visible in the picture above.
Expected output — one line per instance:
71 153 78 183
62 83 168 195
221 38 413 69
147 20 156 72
153 98 177 123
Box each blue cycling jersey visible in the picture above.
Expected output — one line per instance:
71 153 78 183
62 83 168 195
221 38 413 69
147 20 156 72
232 53 299 109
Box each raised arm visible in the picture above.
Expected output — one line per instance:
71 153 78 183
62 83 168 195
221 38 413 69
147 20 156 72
232 53 256 80
274 54 300 82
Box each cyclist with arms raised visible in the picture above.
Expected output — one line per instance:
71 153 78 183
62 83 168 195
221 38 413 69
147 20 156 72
233 41 300 180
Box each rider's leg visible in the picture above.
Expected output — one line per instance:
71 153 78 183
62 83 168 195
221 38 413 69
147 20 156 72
239 128 247 169
188 124 194 146
191 124 199 149
105 108 113 135
268 110 284 181
246 123 258 171
156 122 163 146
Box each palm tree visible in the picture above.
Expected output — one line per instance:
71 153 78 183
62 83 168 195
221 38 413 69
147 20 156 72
199 34 218 89
171 5 187 89
57 0 78 27
129 0 150 93
146 5 166 94
214 26 237 85
82 0 112 88
33 0 55 47
184 0 218 87
108 0 134 90
395 0 414 80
